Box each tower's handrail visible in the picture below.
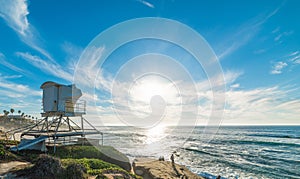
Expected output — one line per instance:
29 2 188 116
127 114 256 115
65 99 86 114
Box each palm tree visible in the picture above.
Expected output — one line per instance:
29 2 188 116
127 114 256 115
21 113 25 117
10 108 15 115
9 108 15 121
2 110 6 122
2 110 8 123
18 110 21 115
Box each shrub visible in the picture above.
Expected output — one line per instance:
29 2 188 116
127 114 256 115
53 145 131 171
0 139 19 146
0 144 6 159
62 163 88 179
61 158 121 173
30 154 63 178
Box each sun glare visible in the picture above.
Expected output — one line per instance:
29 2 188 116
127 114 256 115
128 75 180 119
129 76 172 103
145 124 166 144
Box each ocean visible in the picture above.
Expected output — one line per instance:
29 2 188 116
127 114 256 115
95 125 300 179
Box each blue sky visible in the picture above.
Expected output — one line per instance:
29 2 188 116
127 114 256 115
0 0 299 125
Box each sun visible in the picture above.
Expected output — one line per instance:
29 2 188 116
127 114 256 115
130 77 168 103
128 75 179 118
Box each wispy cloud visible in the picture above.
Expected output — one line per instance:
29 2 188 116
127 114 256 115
82 66 300 125
0 73 41 115
288 51 300 64
272 27 280 34
224 86 300 124
270 51 300 74
61 42 83 71
0 74 22 79
73 46 114 92
16 52 73 81
217 7 281 59
270 61 287 74
0 74 41 96
0 0 29 35
0 0 53 61
0 52 29 74
230 83 240 89
273 30 293 42
135 0 155 8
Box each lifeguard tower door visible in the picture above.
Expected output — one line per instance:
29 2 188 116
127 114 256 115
43 85 58 112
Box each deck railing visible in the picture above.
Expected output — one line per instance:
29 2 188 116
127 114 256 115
65 100 86 114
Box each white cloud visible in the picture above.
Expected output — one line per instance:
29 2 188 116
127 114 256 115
224 86 300 124
272 27 280 34
79 64 300 126
61 42 83 73
288 51 299 57
270 61 287 74
136 0 155 8
0 52 29 74
0 74 41 97
274 34 282 41
0 0 29 35
73 46 114 93
230 83 240 89
270 51 300 74
274 31 293 42
217 7 281 59
0 74 22 79
0 73 42 116
16 52 73 81
0 0 53 61
289 53 300 64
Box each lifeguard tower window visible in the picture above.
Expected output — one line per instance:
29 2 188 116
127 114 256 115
40 81 85 117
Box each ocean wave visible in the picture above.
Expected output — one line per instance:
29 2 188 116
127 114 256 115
247 133 300 139
224 139 300 147
182 147 221 157
259 155 300 165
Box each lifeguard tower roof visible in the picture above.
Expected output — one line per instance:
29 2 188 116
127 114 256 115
40 81 84 116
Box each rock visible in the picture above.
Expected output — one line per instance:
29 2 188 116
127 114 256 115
133 158 204 179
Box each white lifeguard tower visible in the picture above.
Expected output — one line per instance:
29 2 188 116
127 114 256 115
40 81 84 116
8 81 103 152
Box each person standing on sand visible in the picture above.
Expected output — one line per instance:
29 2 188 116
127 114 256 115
170 153 175 163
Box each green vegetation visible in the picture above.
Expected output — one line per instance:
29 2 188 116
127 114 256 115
61 158 120 170
63 163 88 179
61 158 122 175
0 144 5 158
0 137 140 178
51 145 131 171
0 139 19 146
1 143 139 178
52 145 127 161
15 153 140 179
0 140 20 161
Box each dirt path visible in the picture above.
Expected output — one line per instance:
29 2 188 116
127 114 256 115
0 161 30 175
